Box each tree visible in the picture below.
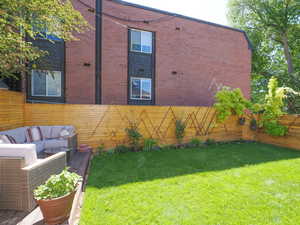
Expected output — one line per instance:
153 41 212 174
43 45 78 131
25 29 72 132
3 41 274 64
0 0 89 79
227 0 300 112
228 0 299 74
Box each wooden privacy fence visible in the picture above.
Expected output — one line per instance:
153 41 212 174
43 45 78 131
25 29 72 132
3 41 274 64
24 104 242 149
2 89 300 151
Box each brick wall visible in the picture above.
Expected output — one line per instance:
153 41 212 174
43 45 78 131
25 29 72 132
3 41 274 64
65 0 96 104
101 0 251 106
65 0 251 105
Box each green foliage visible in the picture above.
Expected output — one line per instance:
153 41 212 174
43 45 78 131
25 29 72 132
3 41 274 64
205 138 216 145
175 119 186 144
142 138 158 152
264 120 288 136
188 138 203 148
34 168 81 200
125 124 142 151
114 145 131 154
227 0 300 110
214 87 251 123
96 144 105 155
0 0 89 79
250 118 258 131
260 77 291 136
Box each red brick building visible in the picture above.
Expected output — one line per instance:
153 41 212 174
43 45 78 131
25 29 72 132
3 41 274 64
24 0 252 106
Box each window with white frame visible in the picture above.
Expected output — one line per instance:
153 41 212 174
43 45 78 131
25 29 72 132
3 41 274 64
130 77 152 100
130 29 153 54
31 70 62 97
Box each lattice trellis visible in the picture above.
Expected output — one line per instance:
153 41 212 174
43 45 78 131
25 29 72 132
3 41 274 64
89 106 220 148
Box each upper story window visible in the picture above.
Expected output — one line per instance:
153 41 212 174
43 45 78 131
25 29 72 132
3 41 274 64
31 70 62 97
130 29 153 54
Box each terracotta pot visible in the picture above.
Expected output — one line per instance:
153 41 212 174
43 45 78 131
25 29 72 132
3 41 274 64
36 190 76 225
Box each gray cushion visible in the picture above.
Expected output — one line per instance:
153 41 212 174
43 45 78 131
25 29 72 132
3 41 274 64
0 127 28 144
44 139 68 149
39 126 52 139
31 141 45 153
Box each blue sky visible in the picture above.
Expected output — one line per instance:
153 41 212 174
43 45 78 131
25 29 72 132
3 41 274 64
125 0 229 25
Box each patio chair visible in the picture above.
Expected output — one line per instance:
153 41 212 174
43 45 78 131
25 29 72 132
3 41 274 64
0 144 66 212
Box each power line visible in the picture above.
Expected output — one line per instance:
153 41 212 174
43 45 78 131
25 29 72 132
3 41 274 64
76 0 175 24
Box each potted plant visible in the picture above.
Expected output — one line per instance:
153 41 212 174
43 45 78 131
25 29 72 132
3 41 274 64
250 118 258 131
238 117 246 125
34 169 81 225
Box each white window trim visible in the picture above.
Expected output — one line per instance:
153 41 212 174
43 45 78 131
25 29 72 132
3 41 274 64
130 29 153 54
31 70 62 97
130 77 152 100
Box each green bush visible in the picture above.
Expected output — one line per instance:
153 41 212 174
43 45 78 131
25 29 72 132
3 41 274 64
34 168 81 200
214 87 251 123
188 138 203 148
115 145 131 153
125 124 142 151
143 138 158 152
205 138 216 145
263 120 288 136
175 119 186 144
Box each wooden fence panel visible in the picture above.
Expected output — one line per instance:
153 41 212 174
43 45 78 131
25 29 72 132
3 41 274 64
0 90 24 131
24 104 242 148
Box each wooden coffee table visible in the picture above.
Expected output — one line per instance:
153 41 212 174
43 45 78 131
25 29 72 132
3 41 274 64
44 147 72 163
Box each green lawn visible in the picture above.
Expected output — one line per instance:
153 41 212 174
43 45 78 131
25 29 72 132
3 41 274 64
80 142 300 225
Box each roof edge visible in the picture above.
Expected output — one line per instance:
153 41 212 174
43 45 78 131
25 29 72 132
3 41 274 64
110 0 252 50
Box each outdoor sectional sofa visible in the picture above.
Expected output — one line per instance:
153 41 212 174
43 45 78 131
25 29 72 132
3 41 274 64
0 125 77 154
0 125 78 211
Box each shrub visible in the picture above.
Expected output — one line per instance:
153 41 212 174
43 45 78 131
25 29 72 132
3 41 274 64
143 138 158 152
188 138 203 148
214 87 251 123
115 145 131 154
205 138 216 145
263 120 288 136
175 119 186 144
125 124 142 151
96 144 105 155
260 77 289 136
34 168 81 200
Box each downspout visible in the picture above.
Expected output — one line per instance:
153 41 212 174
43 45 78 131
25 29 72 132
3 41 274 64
95 0 102 104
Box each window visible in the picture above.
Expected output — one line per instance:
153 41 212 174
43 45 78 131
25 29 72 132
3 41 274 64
130 29 152 54
130 78 152 100
31 70 62 97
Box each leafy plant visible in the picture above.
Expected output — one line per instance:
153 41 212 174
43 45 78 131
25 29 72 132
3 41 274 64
125 124 142 151
188 138 203 148
264 120 288 136
260 77 292 136
175 119 186 144
250 118 258 131
205 138 216 145
34 168 81 200
143 138 158 152
114 145 131 154
96 144 105 155
214 87 251 123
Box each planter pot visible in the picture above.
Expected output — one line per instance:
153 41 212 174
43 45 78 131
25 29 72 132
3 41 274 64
250 119 258 131
238 117 246 125
36 190 76 225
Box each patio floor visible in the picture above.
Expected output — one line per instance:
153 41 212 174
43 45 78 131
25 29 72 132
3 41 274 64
0 150 92 225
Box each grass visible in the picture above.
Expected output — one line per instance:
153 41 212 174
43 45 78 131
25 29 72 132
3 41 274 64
80 142 300 225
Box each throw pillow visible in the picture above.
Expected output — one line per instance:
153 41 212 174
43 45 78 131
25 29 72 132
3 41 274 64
60 128 70 138
0 134 17 144
26 127 43 142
